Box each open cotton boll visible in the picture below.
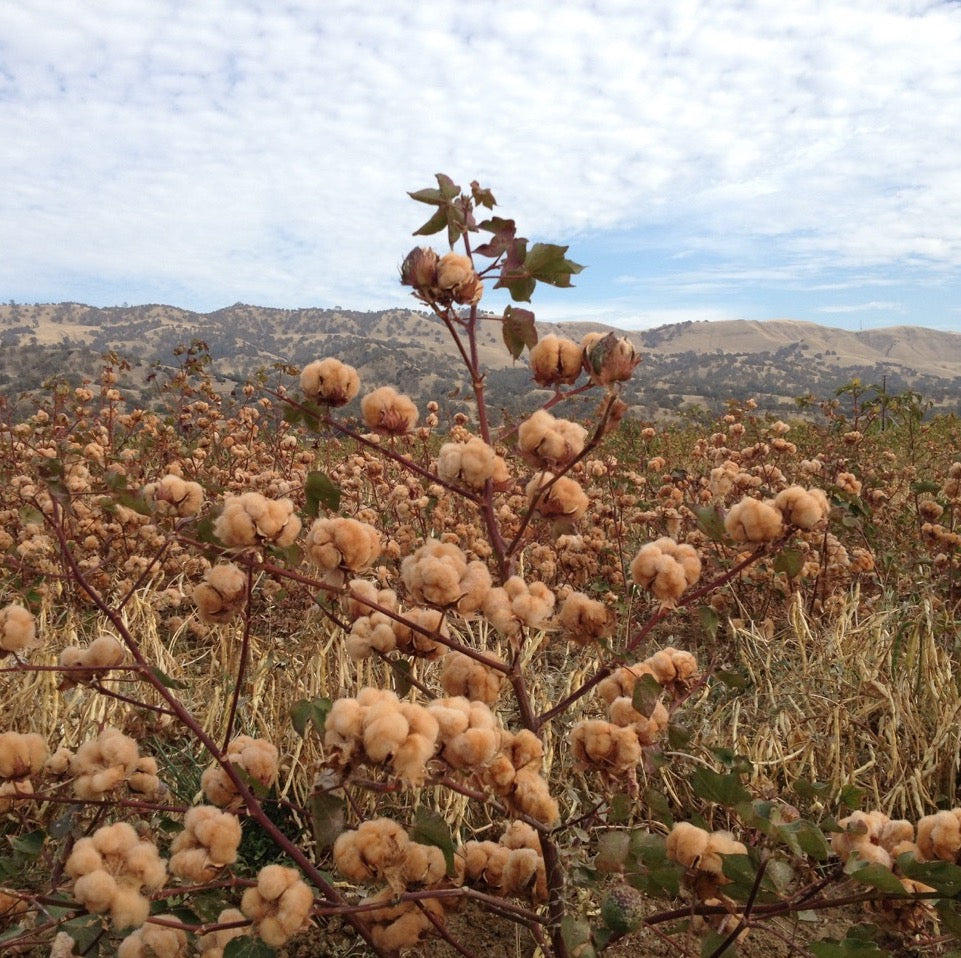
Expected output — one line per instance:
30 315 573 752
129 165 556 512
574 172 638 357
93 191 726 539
556 591 615 645
0 603 37 656
117 916 187 958
193 562 247 624
361 386 419 435
240 865 313 948
571 720 642 775
391 606 449 659
725 497 784 543
517 410 587 468
526 472 589 521
214 492 301 548
143 473 204 517
0 732 48 780
529 334 584 387
196 907 247 958
774 485 830 530
917 809 961 861
439 650 505 704
304 517 381 573
436 436 507 490
300 357 360 407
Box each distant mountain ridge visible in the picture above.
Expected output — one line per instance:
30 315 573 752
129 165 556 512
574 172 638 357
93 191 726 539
1 302 959 418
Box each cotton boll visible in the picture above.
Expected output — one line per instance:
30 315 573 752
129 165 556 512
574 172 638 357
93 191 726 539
571 720 642 775
582 332 640 386
84 635 126 670
510 768 559 825
557 591 615 645
305 517 381 574
196 908 247 958
363 701 408 763
401 842 447 887
526 472 589 521
917 809 961 861
517 410 587 468
72 869 118 914
437 436 503 490
343 578 396 620
439 650 504 704
630 538 701 607
361 386 419 435
193 562 247 624
109 886 151 931
774 485 830 530
392 606 449 659
324 698 365 755
666 822 710 869
144 474 205 517
725 497 783 543
214 493 300 548
437 252 483 303
241 866 313 947
0 603 37 656
300 357 360 407
0 732 48 779
529 334 584 387
392 731 437 785
455 561 493 616
346 613 397 661
701 832 748 877
117 918 187 958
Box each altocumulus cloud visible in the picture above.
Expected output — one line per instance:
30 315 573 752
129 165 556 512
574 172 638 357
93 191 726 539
1 0 960 330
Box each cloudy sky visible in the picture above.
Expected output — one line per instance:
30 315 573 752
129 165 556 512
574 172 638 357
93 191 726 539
2 0 960 333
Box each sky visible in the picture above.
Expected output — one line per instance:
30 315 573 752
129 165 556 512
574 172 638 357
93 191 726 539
2 0 961 334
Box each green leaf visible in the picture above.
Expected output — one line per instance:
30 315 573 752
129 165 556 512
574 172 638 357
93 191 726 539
777 819 832 861
698 604 721 640
304 471 341 518
470 180 496 210
224 937 277 958
149 666 187 690
810 939 889 957
900 856 961 896
631 673 663 718
412 206 450 237
475 216 518 259
290 697 332 738
523 242 584 288
608 792 633 824
561 917 596 958
910 480 941 495
389 657 413 698
844 859 906 893
595 831 631 873
501 305 538 359
9 829 44 857
701 930 738 957
773 547 804 578
411 807 456 876
667 722 693 749
310 792 346 854
839 783 865 810
690 767 751 807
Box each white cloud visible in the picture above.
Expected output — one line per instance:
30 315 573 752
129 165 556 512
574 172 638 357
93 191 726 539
0 0 959 321
817 301 904 313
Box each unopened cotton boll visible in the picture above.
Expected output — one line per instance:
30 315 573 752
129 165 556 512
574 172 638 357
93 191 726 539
582 332 641 386
529 334 584 387
725 497 784 543
300 357 360 406
361 386 419 435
